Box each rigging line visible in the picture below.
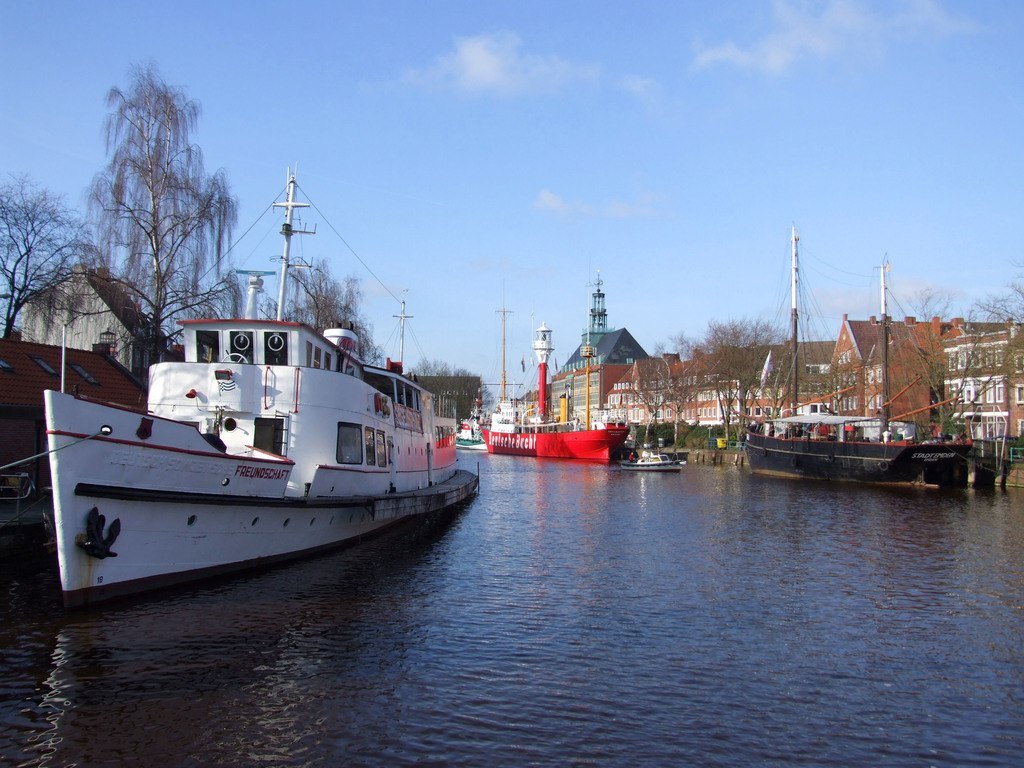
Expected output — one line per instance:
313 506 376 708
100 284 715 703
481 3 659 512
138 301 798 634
802 260 875 289
800 246 874 279
295 182 403 306
195 198 280 284
407 322 428 362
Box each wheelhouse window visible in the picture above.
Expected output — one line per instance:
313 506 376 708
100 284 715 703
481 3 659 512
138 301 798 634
264 331 289 366
364 426 376 466
376 430 387 466
229 331 254 363
336 423 363 464
196 331 220 363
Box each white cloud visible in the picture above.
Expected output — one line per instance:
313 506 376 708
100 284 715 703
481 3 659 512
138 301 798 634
693 0 977 75
618 75 662 106
403 32 599 94
534 189 662 219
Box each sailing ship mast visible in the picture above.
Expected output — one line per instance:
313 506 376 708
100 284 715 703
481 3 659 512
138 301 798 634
790 226 800 415
497 305 512 403
880 259 891 434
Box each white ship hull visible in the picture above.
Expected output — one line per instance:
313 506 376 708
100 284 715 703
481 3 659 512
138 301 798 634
45 326 477 606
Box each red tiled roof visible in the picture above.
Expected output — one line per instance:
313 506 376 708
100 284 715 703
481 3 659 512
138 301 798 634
0 338 146 410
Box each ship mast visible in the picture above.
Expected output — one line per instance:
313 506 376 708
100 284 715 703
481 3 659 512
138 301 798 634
393 300 412 366
790 225 800 415
880 259 891 434
497 305 512 403
273 170 313 321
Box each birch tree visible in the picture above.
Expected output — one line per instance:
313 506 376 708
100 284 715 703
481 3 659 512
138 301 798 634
90 64 237 366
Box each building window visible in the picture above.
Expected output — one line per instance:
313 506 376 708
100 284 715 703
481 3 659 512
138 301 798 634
0 358 12 373
1016 385 1024 405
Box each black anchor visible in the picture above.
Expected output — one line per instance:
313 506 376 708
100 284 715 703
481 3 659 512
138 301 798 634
75 507 121 559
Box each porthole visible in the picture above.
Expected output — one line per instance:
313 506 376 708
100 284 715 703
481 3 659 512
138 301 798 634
329 515 335 525
251 517 259 526
283 518 290 527
187 514 197 526
222 478 230 486
309 517 315 526
223 418 237 431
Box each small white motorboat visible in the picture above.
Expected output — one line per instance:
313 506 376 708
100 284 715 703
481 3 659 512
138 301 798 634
619 450 684 472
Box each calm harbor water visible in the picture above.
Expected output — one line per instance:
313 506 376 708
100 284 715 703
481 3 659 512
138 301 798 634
2 454 1022 767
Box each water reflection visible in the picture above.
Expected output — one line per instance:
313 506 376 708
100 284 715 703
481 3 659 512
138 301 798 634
2 457 1022 766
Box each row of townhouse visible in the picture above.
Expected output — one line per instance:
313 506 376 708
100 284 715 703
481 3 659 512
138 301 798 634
601 315 1024 440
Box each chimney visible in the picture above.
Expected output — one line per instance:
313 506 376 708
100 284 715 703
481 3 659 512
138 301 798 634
904 316 916 325
869 315 877 324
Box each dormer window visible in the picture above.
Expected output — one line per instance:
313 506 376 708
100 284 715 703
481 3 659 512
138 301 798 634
31 356 58 376
70 364 99 385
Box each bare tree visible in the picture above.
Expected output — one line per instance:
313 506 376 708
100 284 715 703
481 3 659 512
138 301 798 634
409 359 484 419
700 317 778 438
90 64 237 366
627 355 672 438
0 176 90 337
286 262 382 364
287 261 383 364
905 286 960 322
695 318 781 440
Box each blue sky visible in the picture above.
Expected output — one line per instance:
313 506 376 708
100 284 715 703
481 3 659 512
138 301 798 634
2 1 1021 389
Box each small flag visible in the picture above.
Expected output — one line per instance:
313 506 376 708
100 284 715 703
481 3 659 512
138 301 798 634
521 356 525 372
760 350 773 388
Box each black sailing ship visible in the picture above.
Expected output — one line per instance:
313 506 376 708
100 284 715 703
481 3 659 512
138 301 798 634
744 228 971 487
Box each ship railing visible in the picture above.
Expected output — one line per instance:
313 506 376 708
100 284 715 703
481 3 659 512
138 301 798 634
0 472 33 501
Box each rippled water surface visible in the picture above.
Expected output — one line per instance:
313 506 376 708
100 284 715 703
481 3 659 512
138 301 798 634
2 455 1023 766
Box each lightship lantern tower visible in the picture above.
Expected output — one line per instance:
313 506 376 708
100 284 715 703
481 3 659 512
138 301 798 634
533 323 553 420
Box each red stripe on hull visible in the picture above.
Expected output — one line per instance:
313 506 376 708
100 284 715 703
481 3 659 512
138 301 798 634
482 427 628 461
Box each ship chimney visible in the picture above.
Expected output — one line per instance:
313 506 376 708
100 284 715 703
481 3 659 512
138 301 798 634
324 321 361 363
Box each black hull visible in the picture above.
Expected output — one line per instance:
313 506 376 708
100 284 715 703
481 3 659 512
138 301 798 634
745 433 971 487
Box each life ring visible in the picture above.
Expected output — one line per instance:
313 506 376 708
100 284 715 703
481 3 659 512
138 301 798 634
878 460 890 472
232 333 251 351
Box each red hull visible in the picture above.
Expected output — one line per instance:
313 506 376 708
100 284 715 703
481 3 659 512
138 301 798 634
482 426 629 461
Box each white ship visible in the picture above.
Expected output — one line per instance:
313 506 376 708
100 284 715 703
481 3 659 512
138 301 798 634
44 172 477 607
